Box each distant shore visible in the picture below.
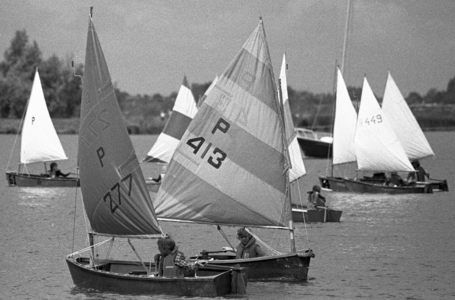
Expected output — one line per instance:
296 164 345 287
1 118 454 134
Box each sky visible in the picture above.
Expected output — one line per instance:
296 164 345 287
1 0 455 98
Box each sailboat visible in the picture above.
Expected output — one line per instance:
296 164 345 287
153 19 314 281
278 54 341 223
5 69 79 187
66 9 246 297
381 72 448 192
143 75 198 191
321 76 435 194
319 68 357 192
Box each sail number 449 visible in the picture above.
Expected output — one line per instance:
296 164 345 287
186 118 229 169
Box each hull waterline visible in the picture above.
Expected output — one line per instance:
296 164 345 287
6 172 80 187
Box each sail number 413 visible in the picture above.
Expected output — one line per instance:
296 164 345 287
186 118 229 169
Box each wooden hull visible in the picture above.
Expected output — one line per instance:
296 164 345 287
6 172 80 187
292 208 342 223
296 137 332 158
66 257 246 297
201 251 314 281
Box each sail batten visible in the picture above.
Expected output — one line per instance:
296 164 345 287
20 70 68 164
155 21 291 228
79 16 161 236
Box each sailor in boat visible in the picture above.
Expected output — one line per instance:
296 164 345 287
48 162 69 178
307 185 327 209
151 165 167 183
387 172 404 187
406 160 430 183
236 228 266 259
153 235 201 277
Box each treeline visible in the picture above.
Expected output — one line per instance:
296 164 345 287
1 30 454 134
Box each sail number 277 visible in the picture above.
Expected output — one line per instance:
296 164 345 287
186 118 229 169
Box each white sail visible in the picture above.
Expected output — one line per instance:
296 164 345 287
20 70 68 164
154 20 291 228
333 68 357 165
144 76 198 163
354 77 414 172
279 53 306 181
382 71 434 160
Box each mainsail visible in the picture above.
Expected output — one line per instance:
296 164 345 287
154 20 291 228
332 68 357 165
279 53 306 181
20 70 68 164
144 75 198 163
354 77 414 172
382 71 434 161
78 16 161 236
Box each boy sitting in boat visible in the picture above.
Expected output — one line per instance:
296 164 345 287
48 162 70 178
307 185 326 208
154 235 199 277
236 228 266 259
407 160 430 183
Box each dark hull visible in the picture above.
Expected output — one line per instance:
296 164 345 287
319 176 347 192
6 172 80 187
292 208 342 223
320 176 435 194
296 137 332 158
66 257 246 297
202 251 314 281
145 180 160 193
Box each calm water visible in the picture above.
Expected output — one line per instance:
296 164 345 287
1 132 454 300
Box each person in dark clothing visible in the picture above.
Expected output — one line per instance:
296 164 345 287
307 185 326 208
388 172 404 186
407 160 430 183
49 162 69 178
236 227 266 259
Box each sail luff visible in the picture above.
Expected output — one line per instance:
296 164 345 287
78 16 161 236
154 20 290 228
354 77 414 172
382 72 434 161
20 70 68 164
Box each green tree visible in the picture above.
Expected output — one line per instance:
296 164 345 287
0 30 42 118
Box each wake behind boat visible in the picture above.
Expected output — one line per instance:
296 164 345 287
66 8 246 297
5 69 79 187
153 19 314 281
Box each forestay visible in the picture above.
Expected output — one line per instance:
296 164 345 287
154 20 291 228
78 17 161 236
20 70 68 164
144 75 198 163
382 72 434 161
332 68 357 165
354 77 414 172
279 53 306 182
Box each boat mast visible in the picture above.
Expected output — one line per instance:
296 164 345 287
341 0 352 76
